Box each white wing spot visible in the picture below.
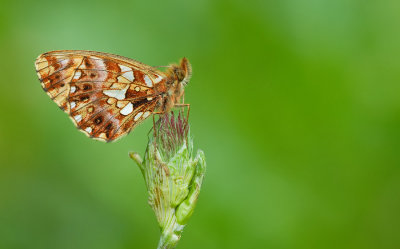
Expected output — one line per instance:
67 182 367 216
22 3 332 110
154 74 163 83
134 86 140 92
122 71 135 82
73 70 81 80
147 97 153 101
70 86 76 93
119 64 131 72
70 101 76 109
85 127 92 133
134 112 143 121
143 111 151 119
120 102 133 115
74 115 82 122
103 85 129 100
144 75 153 87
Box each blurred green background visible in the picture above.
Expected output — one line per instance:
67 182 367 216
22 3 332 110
1 0 400 248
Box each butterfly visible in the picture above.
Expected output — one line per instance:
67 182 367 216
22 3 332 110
35 50 191 142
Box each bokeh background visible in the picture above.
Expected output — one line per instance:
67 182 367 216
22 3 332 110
1 0 400 248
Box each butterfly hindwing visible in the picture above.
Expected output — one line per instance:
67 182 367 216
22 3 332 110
35 50 167 142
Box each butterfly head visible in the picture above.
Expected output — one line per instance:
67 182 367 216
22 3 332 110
169 57 192 86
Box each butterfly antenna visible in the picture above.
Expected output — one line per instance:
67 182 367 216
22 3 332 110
153 65 171 69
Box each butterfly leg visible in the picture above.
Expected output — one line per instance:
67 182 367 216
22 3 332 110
151 111 165 137
177 91 190 120
174 103 191 121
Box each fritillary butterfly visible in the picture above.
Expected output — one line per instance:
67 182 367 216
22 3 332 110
35 50 191 142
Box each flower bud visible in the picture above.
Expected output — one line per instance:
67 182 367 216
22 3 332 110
130 112 206 249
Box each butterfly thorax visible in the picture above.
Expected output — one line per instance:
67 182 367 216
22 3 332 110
158 58 192 113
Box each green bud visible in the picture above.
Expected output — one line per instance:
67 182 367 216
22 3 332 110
130 112 206 249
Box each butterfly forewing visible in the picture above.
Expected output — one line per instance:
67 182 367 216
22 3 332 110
35 50 167 142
